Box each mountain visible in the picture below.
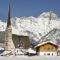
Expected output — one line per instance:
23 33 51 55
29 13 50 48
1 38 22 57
38 28 60 45
0 11 60 44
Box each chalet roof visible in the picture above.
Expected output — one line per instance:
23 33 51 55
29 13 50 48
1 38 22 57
34 41 58 48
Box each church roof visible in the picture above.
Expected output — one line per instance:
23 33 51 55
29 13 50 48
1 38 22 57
7 1 11 27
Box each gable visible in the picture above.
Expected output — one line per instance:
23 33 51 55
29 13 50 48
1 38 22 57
36 42 58 52
40 42 58 48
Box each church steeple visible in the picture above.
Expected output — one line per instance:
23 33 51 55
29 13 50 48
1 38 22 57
7 1 11 27
4 0 15 51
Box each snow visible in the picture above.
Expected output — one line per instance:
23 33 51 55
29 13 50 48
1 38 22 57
0 20 6 31
0 51 12 56
0 47 4 50
39 11 58 19
34 41 57 48
0 11 60 43
0 56 60 60
15 48 24 55
26 48 36 53
38 28 60 45
58 45 60 50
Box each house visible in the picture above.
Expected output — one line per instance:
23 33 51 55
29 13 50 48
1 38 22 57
35 28 60 56
35 41 58 56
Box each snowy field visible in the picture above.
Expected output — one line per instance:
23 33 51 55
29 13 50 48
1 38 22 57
0 56 60 60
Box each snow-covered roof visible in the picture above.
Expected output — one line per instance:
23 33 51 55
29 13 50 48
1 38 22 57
12 28 28 36
0 51 12 55
35 41 58 48
27 48 36 53
0 47 4 50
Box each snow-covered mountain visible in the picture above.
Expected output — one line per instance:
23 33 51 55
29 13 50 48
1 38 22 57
38 28 60 45
0 11 60 43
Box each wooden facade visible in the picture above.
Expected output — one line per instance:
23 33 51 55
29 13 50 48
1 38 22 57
36 42 58 52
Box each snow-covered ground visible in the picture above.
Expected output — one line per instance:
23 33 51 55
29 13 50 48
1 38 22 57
0 56 60 60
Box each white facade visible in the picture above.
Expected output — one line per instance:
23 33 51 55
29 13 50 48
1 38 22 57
14 48 24 55
38 52 57 56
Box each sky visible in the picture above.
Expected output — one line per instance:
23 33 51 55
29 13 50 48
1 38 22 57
0 0 60 21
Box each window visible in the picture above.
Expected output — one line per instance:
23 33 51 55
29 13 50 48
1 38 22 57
44 53 46 55
52 53 53 55
47 53 50 55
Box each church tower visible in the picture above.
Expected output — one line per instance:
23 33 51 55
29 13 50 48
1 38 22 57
4 1 15 51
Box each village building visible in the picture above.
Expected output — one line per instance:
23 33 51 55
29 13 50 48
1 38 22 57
35 41 58 56
35 28 60 56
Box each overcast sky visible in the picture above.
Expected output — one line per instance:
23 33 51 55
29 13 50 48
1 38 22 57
0 0 60 21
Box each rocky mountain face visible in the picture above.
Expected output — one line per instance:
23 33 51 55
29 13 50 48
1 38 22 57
0 11 60 45
38 28 60 45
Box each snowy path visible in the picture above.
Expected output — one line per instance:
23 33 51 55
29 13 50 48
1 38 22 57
0 56 60 60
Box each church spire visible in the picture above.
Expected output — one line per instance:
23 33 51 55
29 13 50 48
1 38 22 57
7 0 11 27
4 0 15 51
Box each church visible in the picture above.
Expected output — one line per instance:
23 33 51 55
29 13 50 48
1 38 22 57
35 41 58 56
2 1 31 56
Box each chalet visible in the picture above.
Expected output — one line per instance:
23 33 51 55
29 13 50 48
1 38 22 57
35 41 58 56
35 28 60 56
